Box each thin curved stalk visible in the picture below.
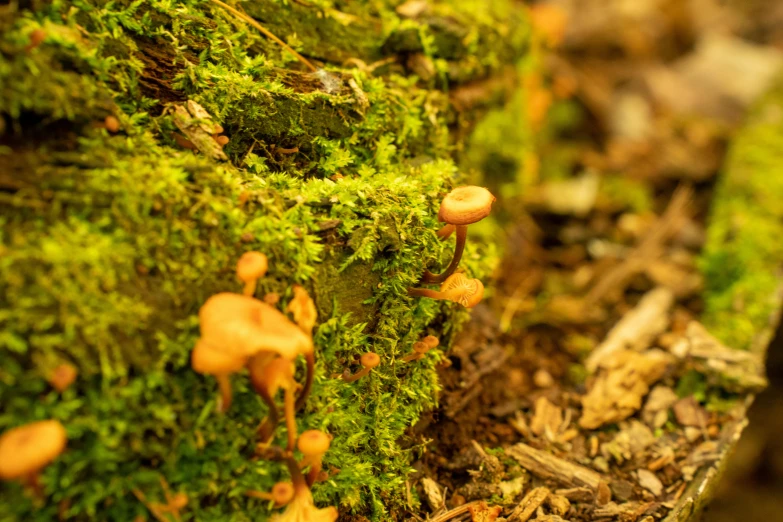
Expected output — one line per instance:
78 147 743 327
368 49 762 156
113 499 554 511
422 225 468 284
256 387 280 443
284 387 297 451
215 374 233 413
295 351 314 412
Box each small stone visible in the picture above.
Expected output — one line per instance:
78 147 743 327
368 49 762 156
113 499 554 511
636 469 664 497
545 493 570 516
673 397 710 427
609 480 635 502
684 426 703 442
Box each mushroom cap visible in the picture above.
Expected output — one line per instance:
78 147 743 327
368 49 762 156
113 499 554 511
287 285 317 334
49 363 78 392
360 352 381 369
441 273 485 308
236 251 268 282
422 335 440 349
0 420 67 480
297 430 331 456
271 482 295 505
437 186 495 225
199 293 313 359
192 339 247 375
412 341 430 354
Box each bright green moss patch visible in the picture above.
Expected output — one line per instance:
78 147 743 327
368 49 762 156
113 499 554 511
699 78 783 352
0 0 530 520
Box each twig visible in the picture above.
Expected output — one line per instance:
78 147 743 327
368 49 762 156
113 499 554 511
208 0 317 72
429 502 478 522
582 184 693 307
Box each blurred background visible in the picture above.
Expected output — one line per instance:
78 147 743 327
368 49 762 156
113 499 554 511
530 1 783 519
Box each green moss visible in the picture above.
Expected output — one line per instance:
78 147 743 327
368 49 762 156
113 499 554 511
699 77 783 351
0 0 530 520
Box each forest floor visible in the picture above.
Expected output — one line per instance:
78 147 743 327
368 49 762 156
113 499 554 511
402 1 783 521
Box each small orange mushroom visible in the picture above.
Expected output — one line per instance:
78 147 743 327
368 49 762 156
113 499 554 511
422 186 495 284
401 336 439 363
408 272 485 308
273 455 338 522
297 430 331 486
236 251 268 296
48 363 78 392
0 420 67 497
342 352 381 383
246 481 295 506
132 477 188 522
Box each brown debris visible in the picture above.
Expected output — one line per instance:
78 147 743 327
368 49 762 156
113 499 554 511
585 287 674 372
508 487 550 522
506 443 604 491
467 501 502 522
672 397 709 428
580 350 672 429
530 397 564 438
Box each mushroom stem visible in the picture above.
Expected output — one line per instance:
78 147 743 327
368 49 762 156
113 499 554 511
436 223 456 239
24 472 43 499
256 388 280 443
305 457 323 487
401 352 424 363
243 280 257 297
406 287 448 300
295 351 315 412
215 374 233 413
284 386 297 452
422 224 468 284
341 366 371 383
284 457 309 496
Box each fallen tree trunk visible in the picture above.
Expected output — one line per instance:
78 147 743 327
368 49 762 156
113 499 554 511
0 1 532 520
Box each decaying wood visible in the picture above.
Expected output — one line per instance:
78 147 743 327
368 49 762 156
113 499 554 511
580 350 672 429
508 487 550 522
669 321 767 393
585 287 674 372
506 442 604 491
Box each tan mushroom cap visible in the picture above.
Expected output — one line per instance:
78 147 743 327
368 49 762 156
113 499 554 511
0 420 67 480
191 339 247 375
437 186 495 226
421 335 439 349
271 482 295 505
199 293 313 359
237 251 268 282
441 273 484 308
287 285 317 334
360 352 381 369
297 430 331 456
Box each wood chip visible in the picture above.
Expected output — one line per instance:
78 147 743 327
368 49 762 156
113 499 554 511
508 487 550 522
585 287 674 372
580 350 672 429
596 481 613 506
170 101 228 161
506 443 603 491
531 397 564 438
545 493 571 516
555 487 594 503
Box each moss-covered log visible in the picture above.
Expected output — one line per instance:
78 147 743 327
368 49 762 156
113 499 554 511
0 1 533 520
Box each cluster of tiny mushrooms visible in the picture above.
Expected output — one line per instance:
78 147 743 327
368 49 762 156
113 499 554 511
0 185 493 520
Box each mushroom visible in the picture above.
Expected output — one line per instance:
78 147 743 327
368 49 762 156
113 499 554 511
342 352 381 383
271 456 338 522
408 272 485 308
422 186 495 284
246 482 295 507
0 420 67 497
297 430 331 486
249 356 299 450
48 363 78 392
401 336 439 363
195 293 313 413
191 339 247 413
286 285 317 411
132 477 188 522
236 251 268 296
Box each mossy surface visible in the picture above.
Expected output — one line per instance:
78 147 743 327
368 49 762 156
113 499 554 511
0 1 531 520
699 77 783 352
